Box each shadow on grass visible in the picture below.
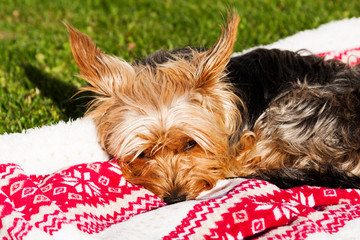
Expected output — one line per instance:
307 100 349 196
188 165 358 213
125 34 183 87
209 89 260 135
23 64 92 120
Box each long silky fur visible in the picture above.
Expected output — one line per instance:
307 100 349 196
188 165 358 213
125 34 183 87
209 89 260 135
227 48 347 128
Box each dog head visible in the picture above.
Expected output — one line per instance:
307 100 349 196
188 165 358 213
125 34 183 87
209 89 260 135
67 12 241 204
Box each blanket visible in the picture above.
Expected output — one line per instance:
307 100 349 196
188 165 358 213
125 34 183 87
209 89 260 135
2 18 360 240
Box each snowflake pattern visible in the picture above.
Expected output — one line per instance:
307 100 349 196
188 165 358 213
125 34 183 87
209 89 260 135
62 169 101 197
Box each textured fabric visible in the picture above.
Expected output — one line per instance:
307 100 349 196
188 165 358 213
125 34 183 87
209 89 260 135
0 161 163 239
3 160 360 239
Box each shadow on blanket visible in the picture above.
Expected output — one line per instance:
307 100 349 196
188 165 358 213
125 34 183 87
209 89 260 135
23 64 90 119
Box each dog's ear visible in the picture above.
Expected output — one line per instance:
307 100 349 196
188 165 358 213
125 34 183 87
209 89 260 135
195 11 239 86
66 24 134 97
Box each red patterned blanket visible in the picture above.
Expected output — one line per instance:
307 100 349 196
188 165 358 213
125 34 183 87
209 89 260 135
3 159 360 239
2 23 360 240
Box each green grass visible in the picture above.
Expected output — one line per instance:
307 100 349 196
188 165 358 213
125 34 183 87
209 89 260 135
1 0 360 133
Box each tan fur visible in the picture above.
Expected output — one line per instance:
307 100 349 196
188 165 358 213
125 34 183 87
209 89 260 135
67 11 242 202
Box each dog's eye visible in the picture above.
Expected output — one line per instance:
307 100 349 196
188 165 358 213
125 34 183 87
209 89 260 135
203 182 212 190
184 140 197 152
138 151 152 159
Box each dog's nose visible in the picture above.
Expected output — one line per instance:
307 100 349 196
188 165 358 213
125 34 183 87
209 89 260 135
163 193 186 204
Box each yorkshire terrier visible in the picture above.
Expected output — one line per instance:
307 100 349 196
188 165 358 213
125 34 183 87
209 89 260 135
66 11 360 204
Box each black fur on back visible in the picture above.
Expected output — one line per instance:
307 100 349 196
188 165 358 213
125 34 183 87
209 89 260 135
227 48 347 128
229 49 360 190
